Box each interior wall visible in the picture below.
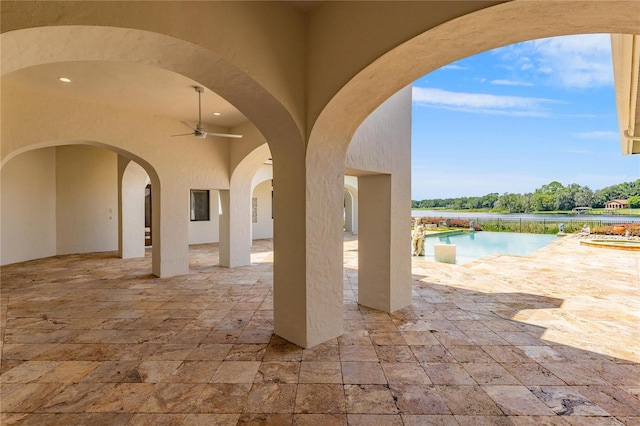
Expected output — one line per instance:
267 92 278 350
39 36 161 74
252 179 273 240
1 147 57 265
56 145 118 255
188 189 221 244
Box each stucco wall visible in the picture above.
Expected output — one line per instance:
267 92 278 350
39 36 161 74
1 148 57 265
252 179 273 240
56 145 118 255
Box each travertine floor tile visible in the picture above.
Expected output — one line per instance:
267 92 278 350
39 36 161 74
389 384 450 415
245 383 297 413
347 414 403 425
341 361 387 384
436 385 503 415
193 383 251 413
211 360 260 383
529 385 611 416
255 361 300 383
138 383 206 413
161 360 219 383
294 383 345 414
454 415 514 425
501 362 566 386
381 362 431 384
237 413 292 425
422 362 476 385
462 362 521 385
1 236 638 424
292 413 347 425
299 361 342 383
482 385 557 415
402 414 459 425
339 344 379 362
374 345 417 363
1 360 60 383
86 382 156 412
344 384 399 414
36 382 116 413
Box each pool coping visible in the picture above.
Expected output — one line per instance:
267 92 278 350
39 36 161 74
580 238 640 251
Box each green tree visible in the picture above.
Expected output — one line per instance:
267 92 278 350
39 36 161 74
628 195 640 208
574 186 595 207
531 192 555 211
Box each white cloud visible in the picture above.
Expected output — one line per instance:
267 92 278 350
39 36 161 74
564 147 594 155
574 131 618 140
412 86 556 117
490 79 534 87
442 64 467 71
495 34 613 89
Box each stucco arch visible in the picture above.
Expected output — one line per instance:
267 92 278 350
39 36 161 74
297 0 639 347
219 143 272 267
309 1 640 149
0 24 303 153
0 140 163 271
1 139 158 178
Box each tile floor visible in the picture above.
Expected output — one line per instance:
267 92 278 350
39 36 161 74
1 235 639 425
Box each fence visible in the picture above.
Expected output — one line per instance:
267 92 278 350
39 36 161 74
418 216 637 235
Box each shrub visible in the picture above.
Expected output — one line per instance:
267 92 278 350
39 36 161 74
592 223 640 237
411 217 482 231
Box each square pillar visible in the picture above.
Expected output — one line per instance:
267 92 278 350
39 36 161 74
151 181 189 277
272 149 344 348
219 187 252 268
357 173 411 312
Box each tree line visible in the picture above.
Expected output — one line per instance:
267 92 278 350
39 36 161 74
412 179 640 213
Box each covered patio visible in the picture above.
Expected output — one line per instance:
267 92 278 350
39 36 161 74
2 235 638 425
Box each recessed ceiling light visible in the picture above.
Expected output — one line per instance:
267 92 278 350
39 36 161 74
58 77 71 83
213 112 221 116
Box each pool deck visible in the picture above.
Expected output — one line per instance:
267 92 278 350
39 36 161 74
2 234 639 424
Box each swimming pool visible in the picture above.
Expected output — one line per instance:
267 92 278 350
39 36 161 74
422 231 559 264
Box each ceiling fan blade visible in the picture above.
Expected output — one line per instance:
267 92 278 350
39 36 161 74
205 132 243 139
171 132 195 137
180 121 198 131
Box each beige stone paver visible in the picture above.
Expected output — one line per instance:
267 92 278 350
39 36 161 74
1 235 639 424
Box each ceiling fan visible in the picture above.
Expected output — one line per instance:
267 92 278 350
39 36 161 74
172 86 243 139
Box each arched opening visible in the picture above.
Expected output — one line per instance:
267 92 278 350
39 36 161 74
343 178 358 234
145 183 152 246
119 159 149 259
1 143 159 269
302 2 638 345
251 172 275 242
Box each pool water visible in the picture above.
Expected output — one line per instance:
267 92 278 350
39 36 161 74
423 231 559 264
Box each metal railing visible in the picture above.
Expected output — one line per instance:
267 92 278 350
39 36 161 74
418 216 636 235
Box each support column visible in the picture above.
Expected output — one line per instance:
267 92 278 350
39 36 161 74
357 173 411 312
151 179 189 277
219 185 252 268
272 145 345 348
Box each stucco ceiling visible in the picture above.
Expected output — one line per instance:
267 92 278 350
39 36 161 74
3 60 248 129
0 1 328 133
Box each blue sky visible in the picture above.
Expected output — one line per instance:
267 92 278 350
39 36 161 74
411 34 640 200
